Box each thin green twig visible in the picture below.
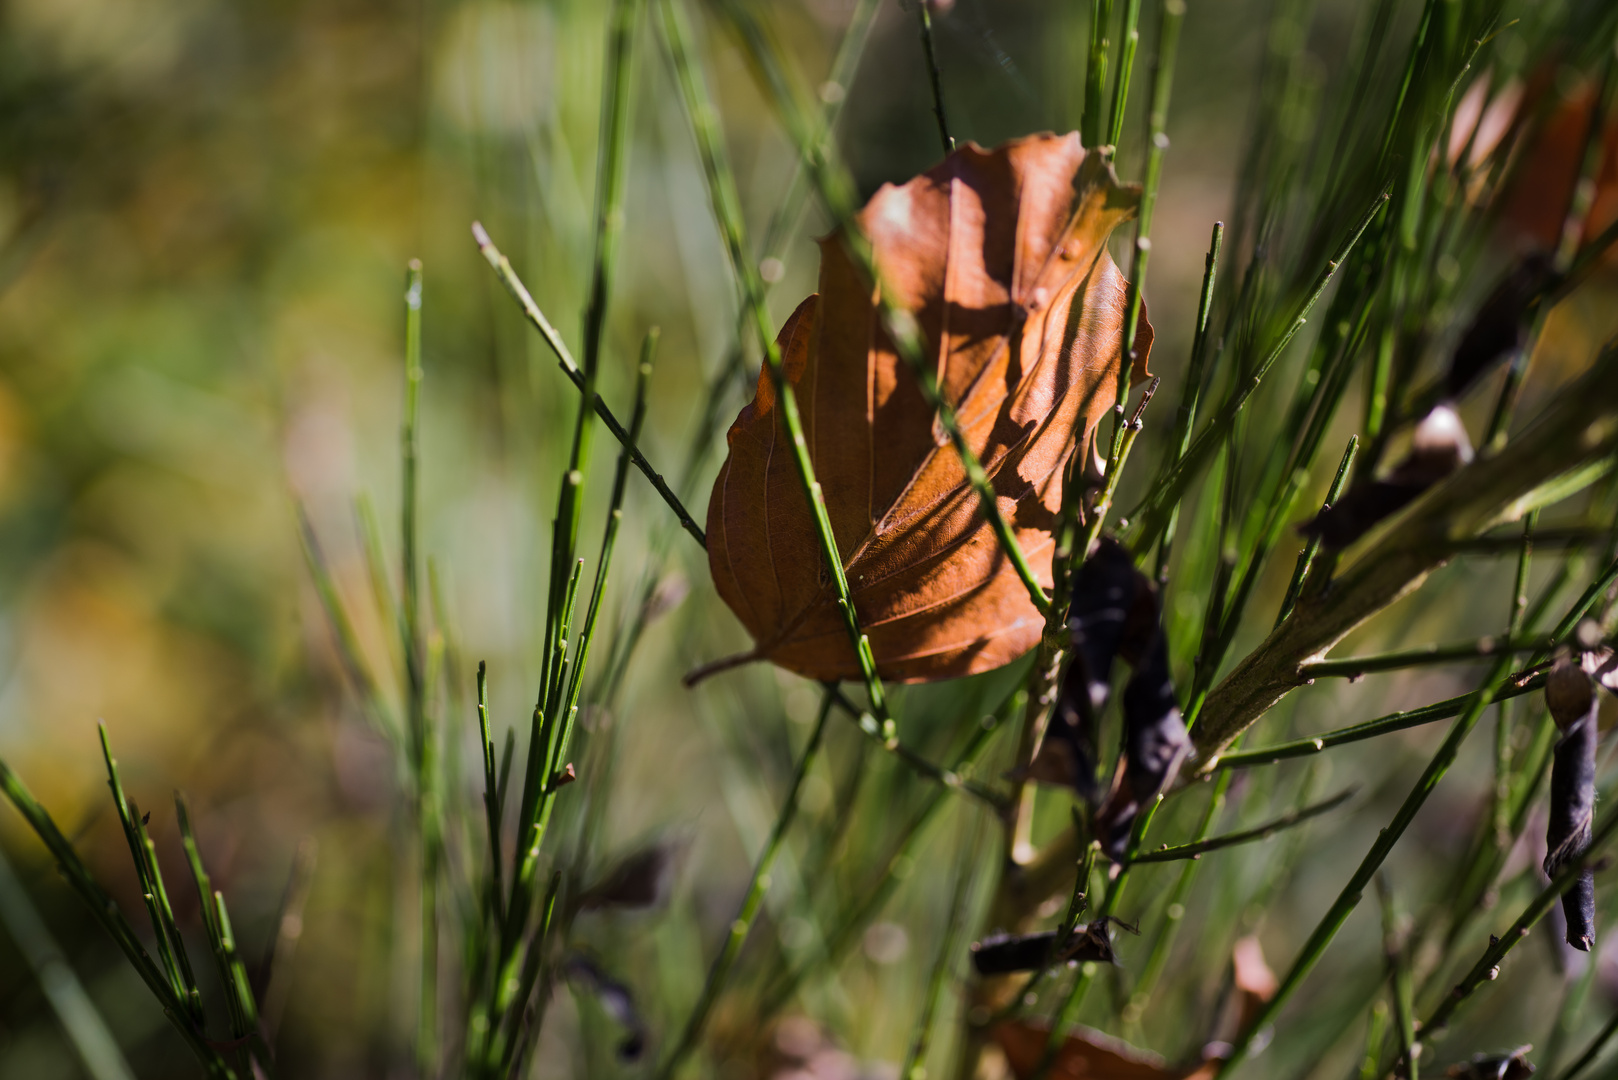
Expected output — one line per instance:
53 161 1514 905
915 0 954 156
471 225 704 548
1209 672 1545 770
1127 189 1390 554
1127 786 1355 864
1300 633 1564 680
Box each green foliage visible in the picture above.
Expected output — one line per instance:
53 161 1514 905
1 1 1618 1078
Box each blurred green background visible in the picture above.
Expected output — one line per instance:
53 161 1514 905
1 0 1616 1077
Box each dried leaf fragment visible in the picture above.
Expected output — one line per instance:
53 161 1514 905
706 133 1148 683
994 1021 1217 1079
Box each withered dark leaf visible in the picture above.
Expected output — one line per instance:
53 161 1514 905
994 1020 1217 1079
1444 253 1557 400
969 919 1121 976
706 133 1149 683
1032 537 1187 853
1030 537 1154 799
1097 627 1189 857
1445 1045 1535 1080
578 840 682 911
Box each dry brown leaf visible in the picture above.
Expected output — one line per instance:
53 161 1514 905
706 133 1149 683
994 1022 1216 1080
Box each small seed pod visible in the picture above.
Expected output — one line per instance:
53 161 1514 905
1443 1044 1534 1080
1544 658 1598 951
577 840 683 911
969 919 1127 976
1034 537 1187 853
1444 252 1556 400
561 953 647 1061
1097 629 1191 857
1302 405 1473 550
1031 538 1155 798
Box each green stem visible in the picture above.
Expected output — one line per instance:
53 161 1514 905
1121 767 1232 1028
915 0 954 156
1127 189 1388 553
1377 876 1419 1080
1155 220 1224 585
1553 1009 1618 1080
759 710 1004 1021
1080 0 1115 148
1215 553 1618 1075
471 226 704 548
827 687 1006 809
659 0 917 734
1211 659 1513 1077
96 726 196 1019
1300 633 1562 680
400 258 438 1078
1422 792 1618 1038
1105 0 1144 149
901 824 982 1080
0 758 233 1076
507 0 639 938
1103 0 1183 503
1035 797 1163 1078
1275 436 1357 627
476 662 504 928
657 692 834 1079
